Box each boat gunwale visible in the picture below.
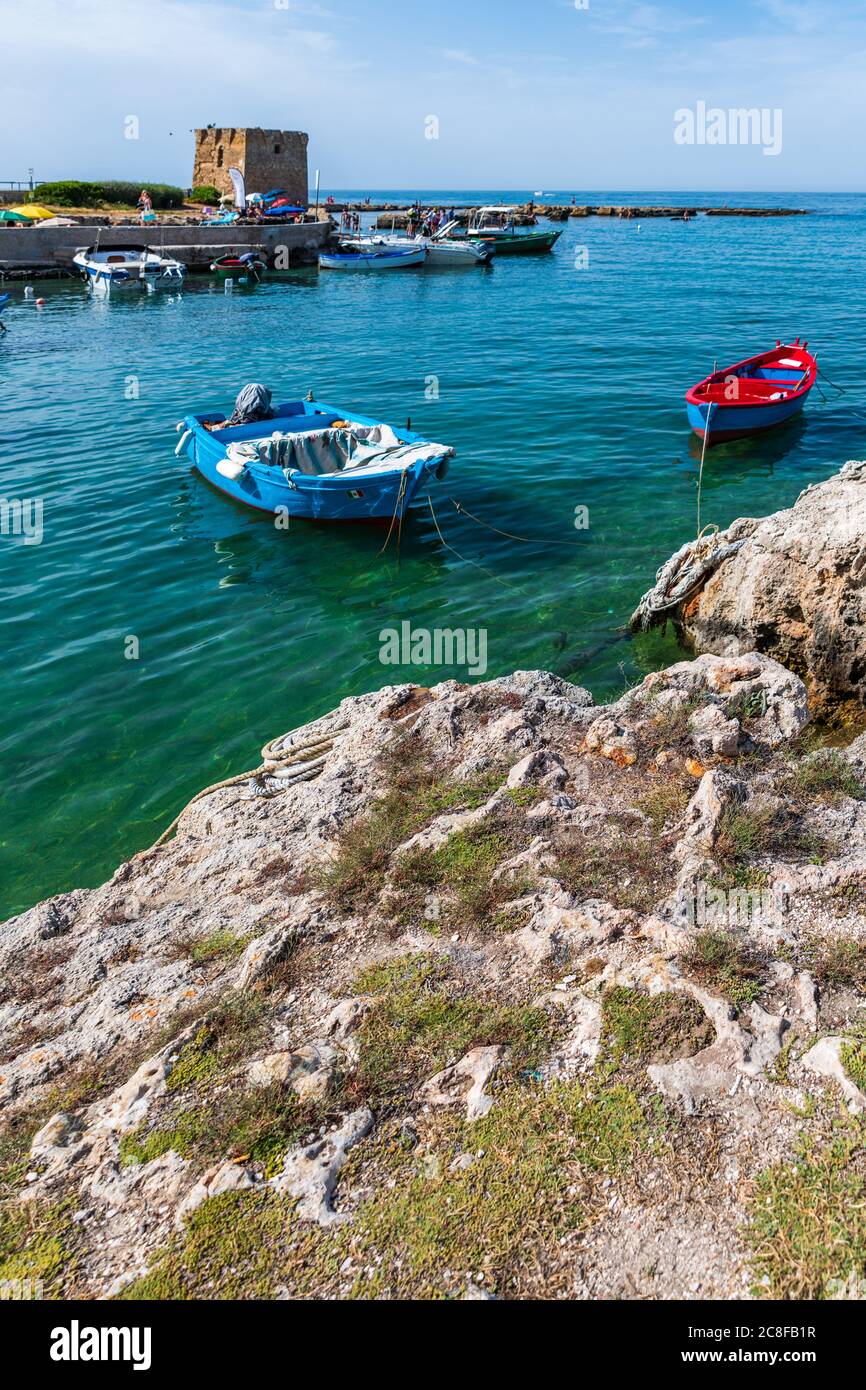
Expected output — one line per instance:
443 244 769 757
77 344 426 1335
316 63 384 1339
685 343 817 410
183 400 454 488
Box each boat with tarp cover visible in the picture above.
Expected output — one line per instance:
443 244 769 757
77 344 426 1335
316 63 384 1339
686 338 817 444
342 223 493 266
175 384 454 524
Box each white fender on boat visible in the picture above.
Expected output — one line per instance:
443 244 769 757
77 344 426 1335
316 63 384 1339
175 421 186 432
216 457 247 481
175 428 193 456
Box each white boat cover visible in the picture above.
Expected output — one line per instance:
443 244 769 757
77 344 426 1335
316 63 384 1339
225 423 452 478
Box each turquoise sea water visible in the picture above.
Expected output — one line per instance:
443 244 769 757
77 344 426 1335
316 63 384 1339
2 190 865 920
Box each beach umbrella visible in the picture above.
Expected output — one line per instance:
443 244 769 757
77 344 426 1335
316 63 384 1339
9 204 54 220
0 209 32 223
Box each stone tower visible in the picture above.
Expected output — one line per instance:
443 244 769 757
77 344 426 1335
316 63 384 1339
192 127 309 203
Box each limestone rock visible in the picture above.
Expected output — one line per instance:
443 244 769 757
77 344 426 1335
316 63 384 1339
689 705 741 759
247 1040 338 1100
674 770 742 873
417 1046 506 1120
236 922 303 991
583 716 638 767
176 1160 256 1226
506 749 567 789
101 1055 172 1135
29 1112 82 1160
641 462 866 713
3 650 865 1299
270 1107 373 1224
802 1036 866 1113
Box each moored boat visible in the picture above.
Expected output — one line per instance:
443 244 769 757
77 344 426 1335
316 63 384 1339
209 251 267 282
0 292 10 330
175 384 454 524
424 222 494 264
72 244 185 294
686 339 817 444
452 206 562 254
341 226 492 266
319 244 426 270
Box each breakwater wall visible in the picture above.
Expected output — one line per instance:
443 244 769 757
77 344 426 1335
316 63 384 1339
0 220 331 278
373 204 810 229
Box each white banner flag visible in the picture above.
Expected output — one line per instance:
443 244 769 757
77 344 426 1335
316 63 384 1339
227 166 246 211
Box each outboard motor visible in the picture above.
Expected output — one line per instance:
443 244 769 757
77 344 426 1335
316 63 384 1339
227 383 275 426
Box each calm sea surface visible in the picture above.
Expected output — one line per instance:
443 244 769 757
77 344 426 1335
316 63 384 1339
2 190 865 918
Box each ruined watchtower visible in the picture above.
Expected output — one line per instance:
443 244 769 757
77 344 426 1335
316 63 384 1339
192 127 309 203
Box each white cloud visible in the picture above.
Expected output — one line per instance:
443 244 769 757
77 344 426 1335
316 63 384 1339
760 0 823 33
439 48 478 65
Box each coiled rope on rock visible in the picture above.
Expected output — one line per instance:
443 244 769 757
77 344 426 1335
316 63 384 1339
628 525 747 632
151 722 348 849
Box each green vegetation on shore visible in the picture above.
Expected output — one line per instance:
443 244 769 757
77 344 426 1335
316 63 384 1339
121 1074 663 1301
29 180 186 209
746 1120 866 1299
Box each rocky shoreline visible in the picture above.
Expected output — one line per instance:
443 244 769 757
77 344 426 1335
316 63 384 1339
1 466 865 1302
633 460 866 718
373 203 809 229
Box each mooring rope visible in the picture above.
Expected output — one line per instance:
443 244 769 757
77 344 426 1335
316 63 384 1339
695 401 714 537
151 723 347 849
629 525 747 632
378 470 408 556
815 365 866 422
426 494 526 592
446 498 584 548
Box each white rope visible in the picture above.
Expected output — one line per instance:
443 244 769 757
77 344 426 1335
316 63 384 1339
151 720 348 848
629 527 746 632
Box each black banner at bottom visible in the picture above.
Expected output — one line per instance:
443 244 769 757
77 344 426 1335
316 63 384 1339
0 1296 857 1376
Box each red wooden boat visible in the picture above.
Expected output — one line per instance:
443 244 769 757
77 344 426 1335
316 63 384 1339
686 338 817 444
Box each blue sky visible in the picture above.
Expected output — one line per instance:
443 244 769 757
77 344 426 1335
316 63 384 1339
4 0 865 191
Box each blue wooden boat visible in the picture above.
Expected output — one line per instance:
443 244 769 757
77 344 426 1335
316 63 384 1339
175 387 454 524
686 339 817 444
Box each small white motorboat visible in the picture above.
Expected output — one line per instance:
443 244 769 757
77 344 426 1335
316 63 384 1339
338 225 492 267
318 244 426 271
424 221 493 265
72 244 185 293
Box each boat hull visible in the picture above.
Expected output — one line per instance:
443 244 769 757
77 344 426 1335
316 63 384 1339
687 393 811 442
319 247 426 270
339 234 491 266
210 266 264 281
179 400 450 524
457 229 561 254
73 246 185 294
425 241 493 266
